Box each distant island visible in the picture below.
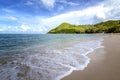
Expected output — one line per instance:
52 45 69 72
48 20 120 34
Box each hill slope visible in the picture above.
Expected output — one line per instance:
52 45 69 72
48 20 120 33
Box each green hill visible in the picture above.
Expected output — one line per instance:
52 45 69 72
48 20 120 34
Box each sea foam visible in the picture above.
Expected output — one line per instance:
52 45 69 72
0 34 107 80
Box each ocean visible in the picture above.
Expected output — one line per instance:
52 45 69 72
0 34 108 80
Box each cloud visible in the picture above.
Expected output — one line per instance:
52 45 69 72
67 2 80 6
0 28 4 32
8 16 18 22
0 15 18 22
24 1 34 5
58 6 64 11
40 0 56 8
103 0 120 20
58 0 80 6
0 24 32 33
24 1 34 6
2 8 14 13
20 24 31 31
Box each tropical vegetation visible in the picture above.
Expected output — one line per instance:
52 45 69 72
48 20 120 33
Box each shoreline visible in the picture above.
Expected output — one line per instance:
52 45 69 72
62 34 120 80
57 34 106 80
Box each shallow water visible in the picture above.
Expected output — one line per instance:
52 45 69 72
0 34 108 80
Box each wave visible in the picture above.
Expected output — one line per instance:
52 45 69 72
0 35 106 80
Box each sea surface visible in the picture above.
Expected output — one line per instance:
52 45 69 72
0 34 108 80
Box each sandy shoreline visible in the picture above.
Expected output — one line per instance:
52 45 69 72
62 34 120 80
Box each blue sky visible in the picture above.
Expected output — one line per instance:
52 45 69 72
0 0 120 33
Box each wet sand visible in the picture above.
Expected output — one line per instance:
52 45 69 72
62 34 120 80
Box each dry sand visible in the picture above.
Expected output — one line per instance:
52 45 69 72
62 34 120 80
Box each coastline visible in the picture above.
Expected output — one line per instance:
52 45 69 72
62 34 120 80
56 34 105 80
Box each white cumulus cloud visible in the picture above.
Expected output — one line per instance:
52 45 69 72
20 24 31 31
40 0 56 8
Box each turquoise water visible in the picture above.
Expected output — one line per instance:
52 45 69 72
0 34 108 80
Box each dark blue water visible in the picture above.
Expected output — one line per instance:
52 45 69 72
0 34 107 80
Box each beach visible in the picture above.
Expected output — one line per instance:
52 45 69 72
62 34 120 80
0 34 119 80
